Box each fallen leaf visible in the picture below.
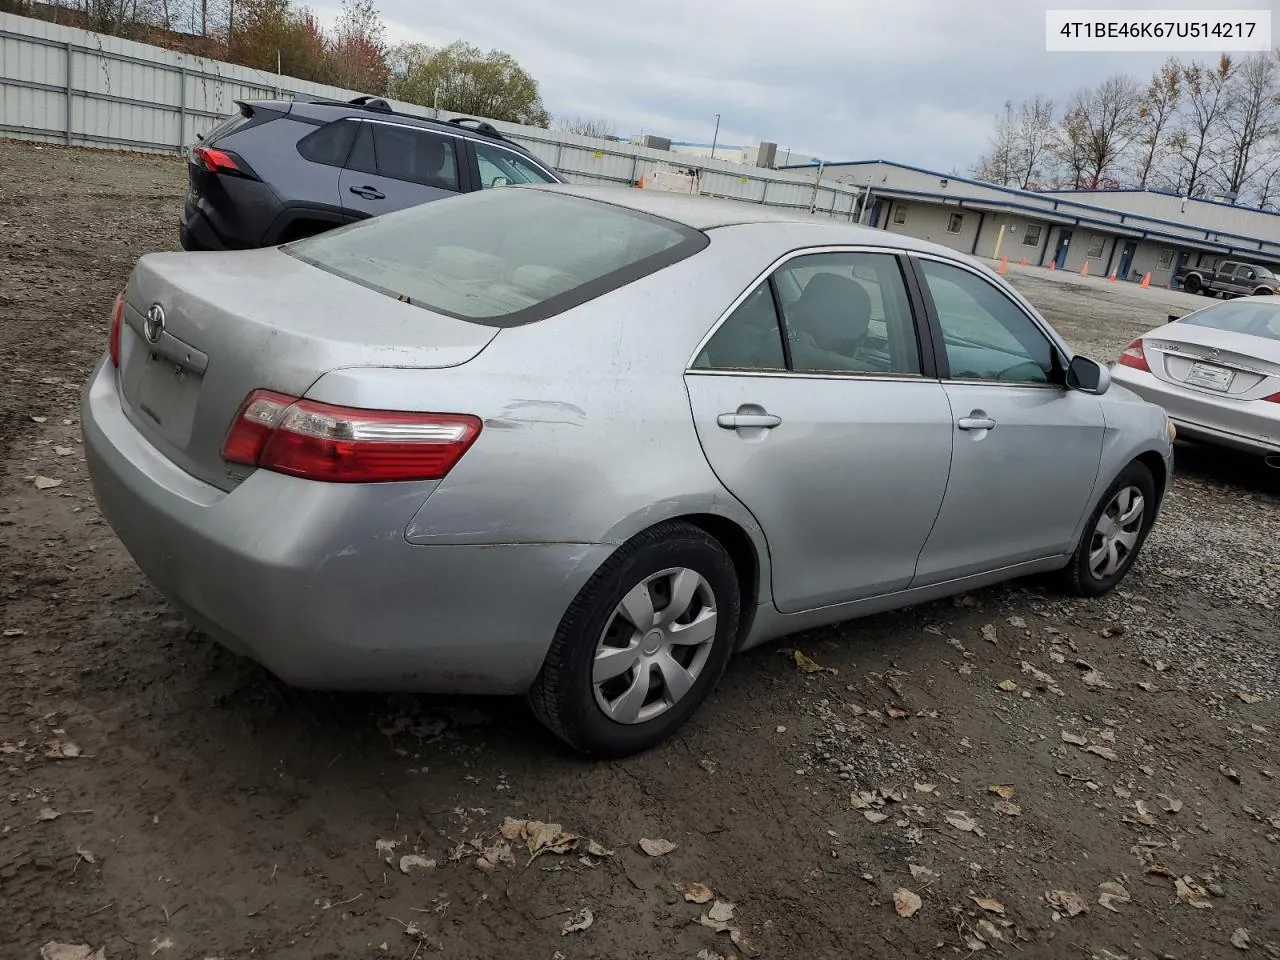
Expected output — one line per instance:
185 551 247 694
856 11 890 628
730 926 758 957
527 820 568 854
1007 616 1027 629
981 624 999 644
1021 661 1056 685
639 837 677 857
375 838 398 860
697 952 724 960
1145 864 1175 878
976 919 1007 944
1231 928 1251 950
1136 680 1156 692
54 446 75 456
909 863 939 882
863 810 889 824
499 817 526 840
561 907 593 935
2 628 24 637
997 680 1018 692
894 888 922 918
963 934 988 951
793 650 823 673
1220 765 1241 784
1175 877 1213 909
1154 660 1169 672
1237 692 1263 704
149 938 173 956
398 854 436 874
1061 730 1088 746
1098 881 1132 912
1085 744 1118 762
1134 801 1156 825
36 808 60 822
992 801 1021 817
988 785 1016 800
706 899 735 924
885 706 909 719
31 415 48 423
1045 888 1088 917
1081 669 1112 689
33 476 62 490
970 896 1006 915
945 811 983 835
76 846 96 864
475 840 515 872
1158 794 1183 814
675 881 714 904
585 839 614 858
40 944 104 960
1113 785 1132 799
914 782 937 794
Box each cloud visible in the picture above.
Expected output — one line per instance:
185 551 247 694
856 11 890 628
311 0 1257 172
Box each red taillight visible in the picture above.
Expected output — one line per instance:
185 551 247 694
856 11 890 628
1264 392 1280 404
1117 338 1150 372
220 389 482 483
193 146 241 174
108 291 124 367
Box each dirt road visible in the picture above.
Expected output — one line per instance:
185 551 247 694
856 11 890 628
2 140 1278 960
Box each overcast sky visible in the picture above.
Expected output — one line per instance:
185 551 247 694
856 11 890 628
312 0 1265 172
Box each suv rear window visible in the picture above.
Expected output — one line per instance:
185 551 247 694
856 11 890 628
284 189 707 326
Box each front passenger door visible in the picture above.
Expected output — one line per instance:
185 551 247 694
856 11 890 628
909 256 1105 585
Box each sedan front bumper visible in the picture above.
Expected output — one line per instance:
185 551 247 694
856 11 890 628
81 359 610 694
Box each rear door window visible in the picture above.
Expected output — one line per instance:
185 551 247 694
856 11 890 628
286 188 707 326
370 124 460 191
297 119 358 166
474 142 558 188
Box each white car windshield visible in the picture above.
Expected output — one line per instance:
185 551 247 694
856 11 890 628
1181 300 1280 341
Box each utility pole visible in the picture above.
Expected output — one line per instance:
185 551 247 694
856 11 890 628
710 113 720 160
200 0 207 35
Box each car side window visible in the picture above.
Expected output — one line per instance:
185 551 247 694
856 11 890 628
775 252 922 375
371 125 459 191
917 258 1057 384
691 283 786 371
345 123 378 175
297 119 357 167
474 142 558 188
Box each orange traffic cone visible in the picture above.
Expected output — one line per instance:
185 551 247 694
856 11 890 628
1080 261 1089 277
998 256 1008 274
1108 270 1117 282
1141 272 1151 288
1019 256 1027 266
636 175 645 189
1049 260 1056 271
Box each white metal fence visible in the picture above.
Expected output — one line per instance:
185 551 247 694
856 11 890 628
0 11 864 218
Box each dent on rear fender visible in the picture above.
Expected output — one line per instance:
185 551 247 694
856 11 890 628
483 399 588 430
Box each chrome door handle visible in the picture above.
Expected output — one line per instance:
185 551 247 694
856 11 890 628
957 416 996 431
717 413 782 429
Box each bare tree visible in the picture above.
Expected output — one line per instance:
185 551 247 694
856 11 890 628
1011 95 1055 189
1133 58 1181 188
970 100 1019 186
1217 52 1280 199
1061 74 1143 189
1167 56 1235 197
554 116 616 139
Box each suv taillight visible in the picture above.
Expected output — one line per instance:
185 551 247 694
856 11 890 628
192 146 256 178
221 390 482 483
1117 339 1150 372
109 291 124 367
1264 392 1280 404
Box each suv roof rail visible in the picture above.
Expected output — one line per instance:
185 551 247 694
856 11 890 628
348 95 394 113
448 117 507 141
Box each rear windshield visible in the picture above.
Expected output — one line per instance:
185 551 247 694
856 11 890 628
1180 300 1280 341
284 188 707 326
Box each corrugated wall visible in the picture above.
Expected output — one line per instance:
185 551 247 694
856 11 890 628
0 11 860 218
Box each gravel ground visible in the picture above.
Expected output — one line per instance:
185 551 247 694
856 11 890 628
2 139 1279 960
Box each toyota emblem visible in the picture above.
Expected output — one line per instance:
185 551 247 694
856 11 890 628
144 304 165 344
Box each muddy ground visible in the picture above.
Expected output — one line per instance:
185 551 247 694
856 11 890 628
1 139 1278 960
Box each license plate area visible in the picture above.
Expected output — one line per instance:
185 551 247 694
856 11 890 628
123 349 204 447
1185 361 1234 392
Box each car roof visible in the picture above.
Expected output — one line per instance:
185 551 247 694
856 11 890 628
525 183 985 259
286 98 528 150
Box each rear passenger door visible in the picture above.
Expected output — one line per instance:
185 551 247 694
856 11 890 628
339 121 465 218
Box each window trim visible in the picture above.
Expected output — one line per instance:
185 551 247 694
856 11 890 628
684 244 941 381
946 212 964 234
1022 223 1043 247
351 116 560 184
892 205 907 225
1085 235 1106 259
905 252 1071 390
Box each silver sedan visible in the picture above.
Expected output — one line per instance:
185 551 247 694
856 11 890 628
1109 296 1280 467
81 184 1174 757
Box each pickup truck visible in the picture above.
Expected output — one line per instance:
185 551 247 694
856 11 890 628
1176 260 1279 297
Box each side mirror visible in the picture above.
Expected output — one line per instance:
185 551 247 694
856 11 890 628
1067 355 1110 395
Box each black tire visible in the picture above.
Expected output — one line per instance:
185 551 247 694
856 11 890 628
527 521 741 758
1057 461 1157 598
1184 274 1201 294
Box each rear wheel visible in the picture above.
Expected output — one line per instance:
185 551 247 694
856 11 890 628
1184 274 1202 294
528 522 740 757
1057 462 1157 597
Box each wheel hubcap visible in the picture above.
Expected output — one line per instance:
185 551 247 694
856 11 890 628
592 567 718 725
1088 485 1145 579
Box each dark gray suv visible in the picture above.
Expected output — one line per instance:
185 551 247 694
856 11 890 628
180 96 565 251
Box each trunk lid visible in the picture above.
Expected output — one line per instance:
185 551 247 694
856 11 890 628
116 248 498 491
1144 321 1280 398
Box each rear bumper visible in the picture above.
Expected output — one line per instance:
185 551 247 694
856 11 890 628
1111 366 1280 456
80 358 610 694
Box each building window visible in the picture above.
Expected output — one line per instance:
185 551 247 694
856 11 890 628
1157 248 1174 268
1022 224 1042 247
946 213 964 234
892 205 906 225
1086 235 1106 259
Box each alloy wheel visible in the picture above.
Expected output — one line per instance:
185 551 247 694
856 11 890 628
1089 485 1145 579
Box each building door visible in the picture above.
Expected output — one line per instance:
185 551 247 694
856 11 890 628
1117 240 1137 280
1053 229 1072 269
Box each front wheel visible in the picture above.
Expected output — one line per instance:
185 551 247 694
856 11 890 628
1057 462 1157 597
527 522 741 757
1184 274 1202 294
